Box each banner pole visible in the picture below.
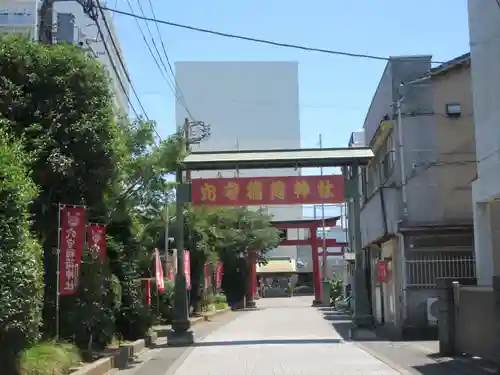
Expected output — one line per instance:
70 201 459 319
156 284 160 317
56 203 63 341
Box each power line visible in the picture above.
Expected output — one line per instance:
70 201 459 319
94 0 155 131
145 0 194 120
125 0 178 103
85 2 140 119
131 0 194 120
101 6 446 64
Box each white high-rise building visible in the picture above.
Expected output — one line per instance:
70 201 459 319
175 61 302 258
0 0 129 114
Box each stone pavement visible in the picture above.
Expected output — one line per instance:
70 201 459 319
114 296 496 375
166 297 401 375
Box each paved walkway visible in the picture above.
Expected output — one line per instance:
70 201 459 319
168 297 400 375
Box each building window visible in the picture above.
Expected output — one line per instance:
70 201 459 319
361 167 368 199
379 133 396 183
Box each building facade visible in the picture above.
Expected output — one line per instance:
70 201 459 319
440 0 500 362
0 0 129 113
468 0 500 286
343 130 365 301
53 1 129 114
175 61 302 259
357 54 476 339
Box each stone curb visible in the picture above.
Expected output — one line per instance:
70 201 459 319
73 308 231 375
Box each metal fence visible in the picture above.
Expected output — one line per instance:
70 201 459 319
406 252 476 288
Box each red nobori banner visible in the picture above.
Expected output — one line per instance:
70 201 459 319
204 263 210 290
215 263 223 289
155 249 165 293
191 175 344 206
184 250 191 290
87 225 106 260
59 206 86 296
377 260 388 283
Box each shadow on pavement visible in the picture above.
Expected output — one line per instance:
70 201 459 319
411 358 499 375
322 312 352 321
314 306 334 312
191 338 343 347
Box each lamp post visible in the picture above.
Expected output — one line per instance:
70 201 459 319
167 118 210 346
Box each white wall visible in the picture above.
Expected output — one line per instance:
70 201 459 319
0 0 38 37
469 0 500 203
468 0 500 285
175 61 302 258
53 1 129 114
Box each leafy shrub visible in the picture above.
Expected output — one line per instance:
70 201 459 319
294 285 314 294
151 280 174 324
115 257 153 340
214 302 228 310
329 276 344 305
0 124 44 373
64 255 118 352
19 341 81 375
214 294 227 304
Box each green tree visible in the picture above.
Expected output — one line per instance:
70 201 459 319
104 117 183 339
0 123 44 374
180 206 281 308
0 35 185 343
0 35 122 339
67 253 118 356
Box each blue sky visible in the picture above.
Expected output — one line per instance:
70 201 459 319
110 0 470 218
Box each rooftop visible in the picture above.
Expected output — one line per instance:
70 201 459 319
182 147 373 171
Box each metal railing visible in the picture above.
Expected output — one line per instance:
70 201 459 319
406 252 476 288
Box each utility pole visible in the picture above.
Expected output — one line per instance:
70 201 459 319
164 192 170 275
319 134 327 282
184 118 191 182
39 0 55 44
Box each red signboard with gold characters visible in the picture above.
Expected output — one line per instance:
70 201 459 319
191 175 344 206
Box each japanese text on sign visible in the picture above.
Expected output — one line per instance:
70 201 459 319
87 225 106 260
191 175 344 206
59 206 85 296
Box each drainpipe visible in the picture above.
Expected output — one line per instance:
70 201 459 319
395 93 408 325
396 97 408 218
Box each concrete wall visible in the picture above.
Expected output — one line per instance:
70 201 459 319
404 64 475 225
468 0 500 285
454 285 497 362
360 188 399 248
433 67 475 222
175 61 302 259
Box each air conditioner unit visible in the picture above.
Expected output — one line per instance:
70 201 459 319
426 297 439 325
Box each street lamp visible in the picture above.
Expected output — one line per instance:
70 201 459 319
167 118 210 346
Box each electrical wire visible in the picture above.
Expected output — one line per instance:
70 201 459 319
145 0 194 120
130 0 194 120
88 2 141 119
125 0 177 97
100 6 446 64
95 0 157 134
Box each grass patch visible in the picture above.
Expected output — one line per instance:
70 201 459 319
214 302 228 310
19 341 81 375
105 337 133 349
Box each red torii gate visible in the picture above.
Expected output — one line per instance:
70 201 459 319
266 217 346 303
